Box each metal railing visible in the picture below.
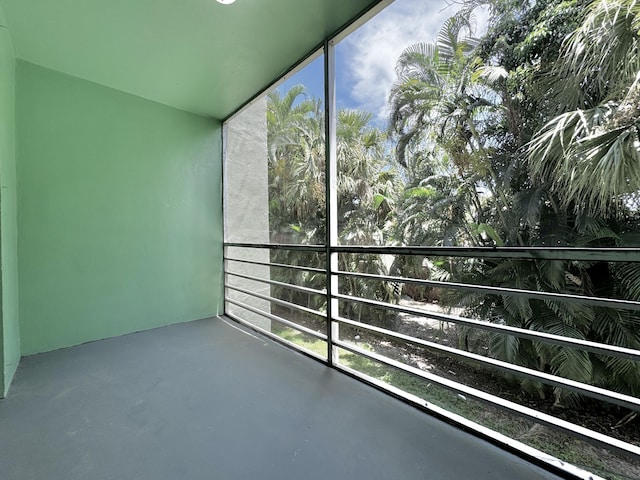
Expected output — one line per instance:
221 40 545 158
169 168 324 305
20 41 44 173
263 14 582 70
224 242 640 475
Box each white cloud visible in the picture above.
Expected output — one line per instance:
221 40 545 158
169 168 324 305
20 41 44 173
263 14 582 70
336 0 489 126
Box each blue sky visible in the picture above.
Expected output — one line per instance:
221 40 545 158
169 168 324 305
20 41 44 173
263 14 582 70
277 0 489 128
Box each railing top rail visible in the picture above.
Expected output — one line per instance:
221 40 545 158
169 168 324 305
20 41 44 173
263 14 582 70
225 243 326 253
224 243 640 262
225 256 326 274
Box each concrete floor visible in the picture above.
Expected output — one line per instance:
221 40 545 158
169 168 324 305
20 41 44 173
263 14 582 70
0 317 567 480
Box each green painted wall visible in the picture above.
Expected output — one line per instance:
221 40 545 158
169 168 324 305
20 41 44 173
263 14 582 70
17 61 223 355
0 7 19 396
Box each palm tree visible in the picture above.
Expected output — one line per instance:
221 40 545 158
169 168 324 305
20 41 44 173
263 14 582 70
389 7 524 265
520 0 640 400
388 1 640 402
266 86 325 244
337 109 397 243
389 13 479 168
335 109 402 324
528 0 640 218
266 86 401 327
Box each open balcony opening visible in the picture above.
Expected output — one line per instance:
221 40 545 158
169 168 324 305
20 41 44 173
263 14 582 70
223 1 640 478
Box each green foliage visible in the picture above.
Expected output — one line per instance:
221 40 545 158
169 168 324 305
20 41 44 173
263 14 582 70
529 0 640 217
265 0 640 412
387 0 640 403
266 85 400 327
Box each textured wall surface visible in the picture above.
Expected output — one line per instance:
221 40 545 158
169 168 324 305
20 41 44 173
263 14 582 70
224 97 271 330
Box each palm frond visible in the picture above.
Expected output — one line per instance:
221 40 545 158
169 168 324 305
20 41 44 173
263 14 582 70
501 293 533 321
559 0 640 103
528 102 640 216
537 259 566 291
542 299 595 329
472 65 508 84
489 332 520 364
614 262 640 300
601 355 640 395
513 187 547 228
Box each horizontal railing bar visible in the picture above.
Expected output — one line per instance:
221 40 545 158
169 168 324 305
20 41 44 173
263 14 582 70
226 284 326 319
227 271 326 297
337 270 640 312
225 298 328 341
225 242 326 253
225 243 640 261
334 293 640 361
225 256 326 274
333 246 640 262
224 314 327 362
333 339 640 458
334 316 640 411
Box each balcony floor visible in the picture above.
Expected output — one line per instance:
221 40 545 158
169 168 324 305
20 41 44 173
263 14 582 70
0 317 566 480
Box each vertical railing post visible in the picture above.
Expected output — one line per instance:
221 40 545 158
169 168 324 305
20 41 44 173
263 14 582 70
324 39 339 366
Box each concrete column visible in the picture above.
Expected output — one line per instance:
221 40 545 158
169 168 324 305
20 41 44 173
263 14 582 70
223 97 271 331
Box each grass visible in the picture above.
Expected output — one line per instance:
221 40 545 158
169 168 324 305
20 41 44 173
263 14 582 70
272 325 328 358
